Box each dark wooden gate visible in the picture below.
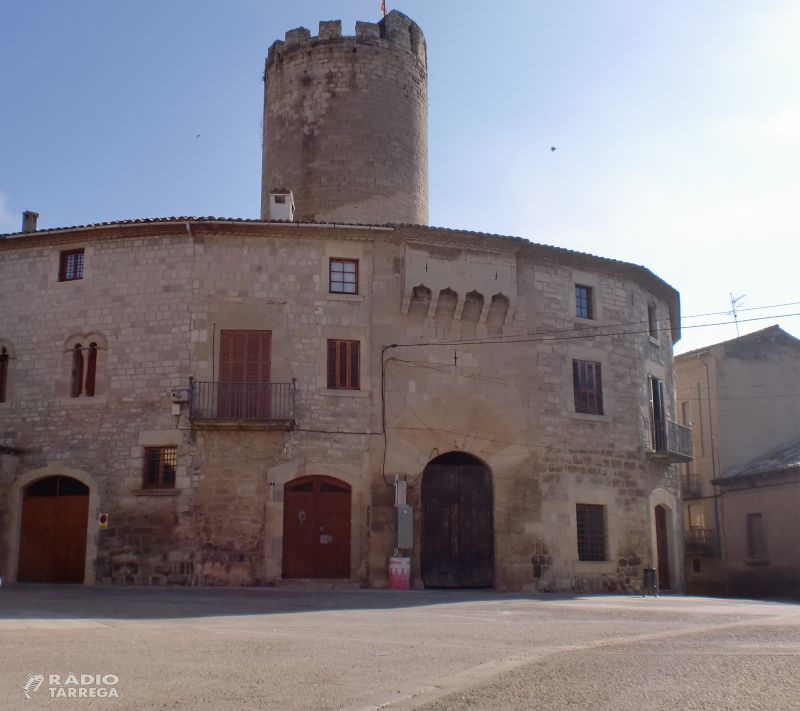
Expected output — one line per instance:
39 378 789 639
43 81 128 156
655 505 671 590
421 454 493 588
18 476 89 583
282 476 351 579
219 330 271 418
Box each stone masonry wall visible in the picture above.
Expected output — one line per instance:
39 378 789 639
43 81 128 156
261 11 428 224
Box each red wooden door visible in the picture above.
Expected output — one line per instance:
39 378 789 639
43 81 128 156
655 505 671 590
283 476 351 579
219 330 271 418
18 476 89 583
422 455 494 588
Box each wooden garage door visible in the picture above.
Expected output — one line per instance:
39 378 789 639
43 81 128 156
422 455 494 588
282 476 351 579
18 476 89 583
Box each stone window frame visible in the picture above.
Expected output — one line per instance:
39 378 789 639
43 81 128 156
0 339 14 406
572 359 604 416
58 248 85 282
322 243 365 303
575 284 593 320
319 327 370 398
132 431 184 496
327 339 360 391
571 270 602 324
576 503 607 561
142 446 178 490
51 243 93 285
329 258 359 295
61 334 108 402
648 302 659 342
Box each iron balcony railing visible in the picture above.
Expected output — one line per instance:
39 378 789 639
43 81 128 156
189 380 296 422
685 527 715 552
683 474 702 499
650 417 693 463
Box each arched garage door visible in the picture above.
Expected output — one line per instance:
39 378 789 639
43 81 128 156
18 476 90 583
421 452 494 588
282 476 351 579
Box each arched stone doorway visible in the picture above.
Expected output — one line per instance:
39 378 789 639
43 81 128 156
655 504 672 590
282 475 351 579
18 476 90 583
421 452 494 588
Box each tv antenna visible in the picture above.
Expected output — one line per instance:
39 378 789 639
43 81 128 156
729 292 746 336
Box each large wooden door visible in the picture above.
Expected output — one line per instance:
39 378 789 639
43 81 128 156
282 476 351 579
219 330 271 418
422 454 493 588
18 476 89 583
655 505 671 590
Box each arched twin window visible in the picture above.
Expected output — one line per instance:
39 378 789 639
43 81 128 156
65 335 104 399
71 342 98 398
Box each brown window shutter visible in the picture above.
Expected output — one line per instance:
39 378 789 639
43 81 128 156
350 341 360 390
85 343 98 397
72 345 84 398
327 340 337 389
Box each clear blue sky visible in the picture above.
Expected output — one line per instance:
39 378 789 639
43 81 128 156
2 1 798 353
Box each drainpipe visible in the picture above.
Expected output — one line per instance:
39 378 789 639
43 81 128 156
703 358 724 562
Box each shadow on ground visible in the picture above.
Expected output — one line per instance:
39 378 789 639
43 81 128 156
0 584 596 620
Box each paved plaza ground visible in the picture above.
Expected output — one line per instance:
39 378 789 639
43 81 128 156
1 584 798 710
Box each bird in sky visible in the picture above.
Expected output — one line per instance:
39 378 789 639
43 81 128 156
549 146 557 152
196 133 201 139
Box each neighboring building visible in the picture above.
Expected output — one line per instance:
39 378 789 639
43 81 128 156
0 11 691 593
675 326 800 596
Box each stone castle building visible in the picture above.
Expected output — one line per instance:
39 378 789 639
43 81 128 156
0 11 691 592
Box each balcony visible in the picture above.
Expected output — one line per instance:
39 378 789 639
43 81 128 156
685 527 715 554
189 380 295 430
649 418 693 463
683 474 702 499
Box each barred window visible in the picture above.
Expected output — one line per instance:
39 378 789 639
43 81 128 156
329 258 358 295
143 447 177 489
327 339 360 390
576 504 606 561
575 285 593 319
59 249 85 282
573 360 603 415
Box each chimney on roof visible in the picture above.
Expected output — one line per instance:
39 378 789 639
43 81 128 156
268 190 295 222
22 211 39 233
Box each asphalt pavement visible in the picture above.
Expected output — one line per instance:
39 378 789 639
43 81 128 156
1 584 798 710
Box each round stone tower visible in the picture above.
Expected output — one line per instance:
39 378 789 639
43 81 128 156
261 10 428 225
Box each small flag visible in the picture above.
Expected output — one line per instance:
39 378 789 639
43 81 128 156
381 1 387 17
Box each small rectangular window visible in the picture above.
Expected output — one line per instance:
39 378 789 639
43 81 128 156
327 339 360 390
746 513 767 560
573 360 603 415
329 258 358 295
59 249 85 282
691 558 702 574
576 504 606 561
143 447 177 489
575 285 593 319
648 303 658 339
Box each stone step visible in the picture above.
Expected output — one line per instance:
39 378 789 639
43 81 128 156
273 578 363 591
